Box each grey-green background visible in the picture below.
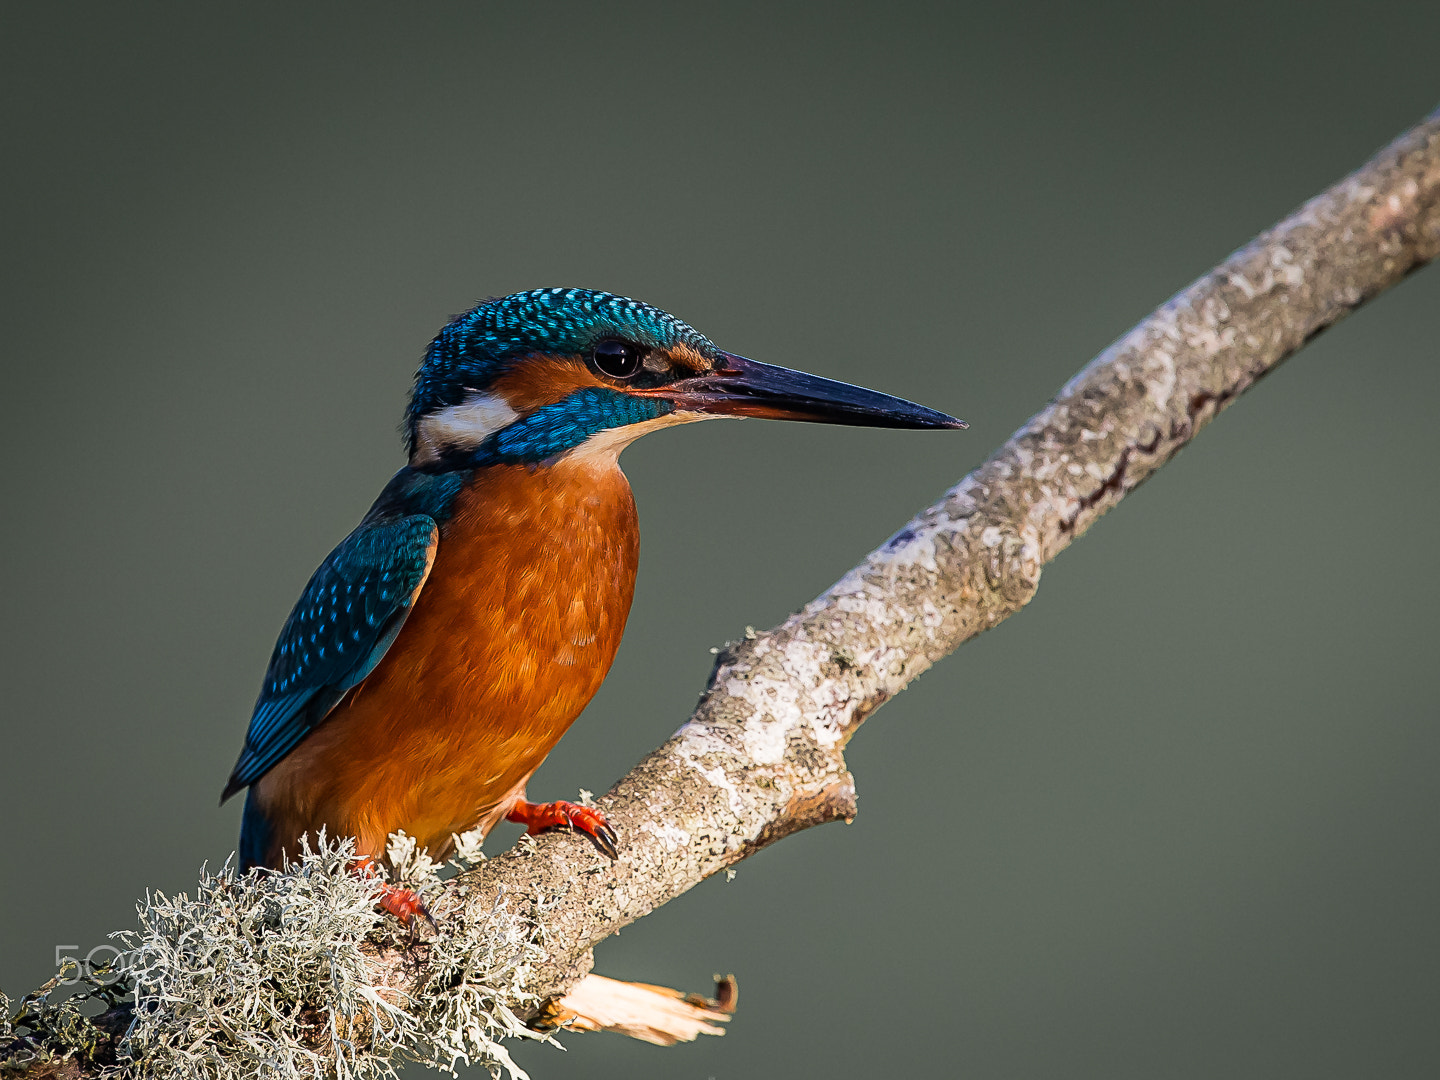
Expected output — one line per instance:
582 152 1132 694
3 3 1437 1077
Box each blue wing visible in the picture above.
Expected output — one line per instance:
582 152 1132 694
222 514 438 801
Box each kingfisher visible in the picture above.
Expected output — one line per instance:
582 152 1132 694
222 288 964 922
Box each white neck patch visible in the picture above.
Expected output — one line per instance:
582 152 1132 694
411 392 520 466
562 410 724 466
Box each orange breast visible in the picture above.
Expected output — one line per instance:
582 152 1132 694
252 456 640 865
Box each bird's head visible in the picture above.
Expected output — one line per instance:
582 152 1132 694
406 287 965 470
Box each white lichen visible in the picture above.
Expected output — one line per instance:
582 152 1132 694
108 833 548 1080
671 725 748 818
642 821 691 853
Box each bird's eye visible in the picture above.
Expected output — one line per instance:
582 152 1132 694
591 339 642 380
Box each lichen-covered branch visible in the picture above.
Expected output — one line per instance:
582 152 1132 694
5 108 1438 1079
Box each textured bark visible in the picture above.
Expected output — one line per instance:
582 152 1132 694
450 105 1440 1008
6 108 1439 1077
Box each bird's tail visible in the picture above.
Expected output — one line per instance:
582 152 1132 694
238 787 272 872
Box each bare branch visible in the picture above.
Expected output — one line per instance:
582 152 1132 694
5 108 1437 1079
446 105 1440 1009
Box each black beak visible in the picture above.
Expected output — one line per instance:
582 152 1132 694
640 353 966 429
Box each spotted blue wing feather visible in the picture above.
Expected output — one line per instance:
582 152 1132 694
222 514 438 800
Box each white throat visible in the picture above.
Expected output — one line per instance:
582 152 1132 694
561 410 721 466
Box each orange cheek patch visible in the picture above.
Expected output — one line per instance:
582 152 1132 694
665 343 712 374
489 355 608 411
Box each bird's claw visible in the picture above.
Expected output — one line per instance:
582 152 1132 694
352 856 439 933
587 816 620 860
507 798 619 860
377 882 439 934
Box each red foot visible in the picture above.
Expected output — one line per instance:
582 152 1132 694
353 856 438 932
506 798 619 859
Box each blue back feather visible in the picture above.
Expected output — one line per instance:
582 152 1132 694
223 513 438 799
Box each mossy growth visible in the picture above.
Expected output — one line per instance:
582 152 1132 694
3 951 132 1075
11 833 555 1079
